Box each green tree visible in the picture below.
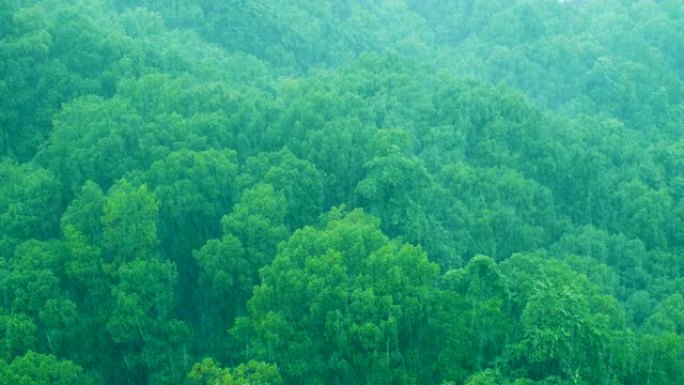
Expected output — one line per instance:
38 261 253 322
437 256 511 382
304 117 373 208
0 162 63 242
60 181 105 244
145 148 238 261
222 183 289 270
37 96 144 193
102 179 159 264
188 358 282 385
192 183 288 359
240 148 324 229
0 351 94 385
106 258 190 385
439 163 554 260
0 313 36 362
635 333 684 385
515 267 622 384
615 178 672 249
5 240 64 318
356 129 460 267
236 208 439 384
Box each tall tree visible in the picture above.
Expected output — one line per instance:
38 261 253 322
235 208 439 384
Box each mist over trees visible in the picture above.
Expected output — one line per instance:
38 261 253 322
1 0 684 384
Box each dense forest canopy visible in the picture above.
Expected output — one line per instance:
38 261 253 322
1 0 684 384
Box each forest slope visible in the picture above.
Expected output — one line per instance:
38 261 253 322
1 1 683 384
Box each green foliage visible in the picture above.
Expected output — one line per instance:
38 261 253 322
0 313 36 361
146 148 238 259
0 351 94 385
0 162 62 242
60 181 106 244
240 148 324 229
238 209 439 384
5 240 65 317
102 179 159 263
188 358 282 385
107 257 190 384
437 256 511 379
2 1 684 384
38 95 144 192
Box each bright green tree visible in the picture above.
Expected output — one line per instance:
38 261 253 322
236 208 439 384
102 179 159 264
0 351 94 385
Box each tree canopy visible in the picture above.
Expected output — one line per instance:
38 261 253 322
2 0 684 384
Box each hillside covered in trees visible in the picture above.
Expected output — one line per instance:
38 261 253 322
1 0 684 384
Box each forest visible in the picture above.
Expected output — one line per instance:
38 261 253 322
1 0 684 384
